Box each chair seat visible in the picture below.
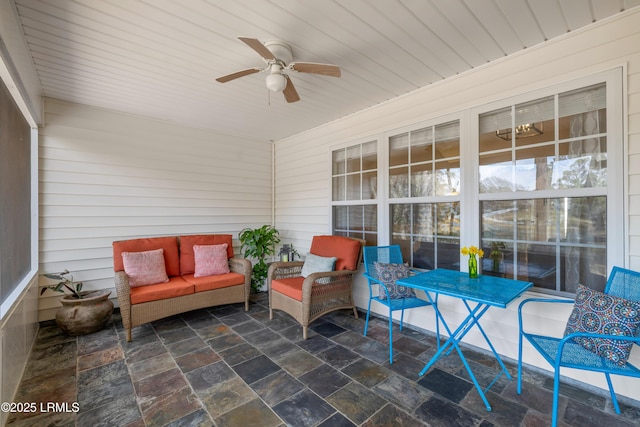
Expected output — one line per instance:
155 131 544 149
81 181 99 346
372 296 432 310
524 332 640 375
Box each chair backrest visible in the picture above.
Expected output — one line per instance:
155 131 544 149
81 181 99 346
363 245 404 281
605 266 640 302
309 235 364 271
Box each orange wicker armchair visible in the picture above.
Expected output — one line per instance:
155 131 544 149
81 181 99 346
268 235 365 339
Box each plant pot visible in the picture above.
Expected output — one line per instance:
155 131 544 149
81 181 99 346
55 291 114 336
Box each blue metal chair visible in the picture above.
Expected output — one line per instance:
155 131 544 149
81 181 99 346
517 266 640 426
362 245 439 364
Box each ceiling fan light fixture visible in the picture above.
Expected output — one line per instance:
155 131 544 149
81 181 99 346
266 72 287 92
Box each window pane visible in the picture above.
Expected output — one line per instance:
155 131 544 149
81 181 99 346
413 239 435 270
437 237 460 271
332 149 345 174
349 206 363 231
481 200 515 240
479 152 513 193
362 171 377 200
556 138 607 188
517 243 557 290
390 133 409 167
515 97 555 146
413 203 434 236
332 176 345 201
346 145 361 173
515 145 555 191
435 159 460 196
479 107 512 152
561 246 607 293
562 196 606 244
347 174 361 200
436 202 460 237
411 163 432 197
559 83 606 139
410 128 432 163
334 206 348 230
391 204 411 235
390 166 409 198
362 140 377 170
364 205 377 232
435 121 460 159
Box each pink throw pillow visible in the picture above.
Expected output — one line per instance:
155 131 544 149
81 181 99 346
194 244 230 277
122 248 170 287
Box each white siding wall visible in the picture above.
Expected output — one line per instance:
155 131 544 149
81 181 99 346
38 98 272 320
274 10 640 401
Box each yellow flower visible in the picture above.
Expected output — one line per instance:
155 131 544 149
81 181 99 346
461 246 484 258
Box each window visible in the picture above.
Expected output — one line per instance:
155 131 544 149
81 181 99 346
478 81 614 293
388 121 461 268
332 140 378 245
0 76 35 312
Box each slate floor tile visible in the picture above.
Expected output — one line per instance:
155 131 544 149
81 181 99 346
373 374 431 411
214 397 283 427
174 346 221 373
273 389 336 427
199 376 256 417
300 363 351 397
250 370 305 406
233 354 281 384
417 368 473 404
326 381 387 425
341 358 391 388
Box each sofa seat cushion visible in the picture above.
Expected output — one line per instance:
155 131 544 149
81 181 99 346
180 234 234 275
114 236 181 277
130 276 194 304
271 277 305 301
182 272 245 292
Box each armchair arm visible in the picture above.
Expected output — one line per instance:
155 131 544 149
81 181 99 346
300 269 357 303
518 297 573 335
268 261 304 281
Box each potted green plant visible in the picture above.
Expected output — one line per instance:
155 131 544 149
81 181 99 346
41 269 114 336
239 225 280 292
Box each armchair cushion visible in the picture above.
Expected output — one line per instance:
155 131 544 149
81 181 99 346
374 261 416 300
193 244 230 277
301 253 337 278
310 235 361 271
271 277 305 301
564 284 640 366
122 248 170 287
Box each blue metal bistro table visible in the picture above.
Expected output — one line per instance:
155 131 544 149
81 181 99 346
396 268 532 411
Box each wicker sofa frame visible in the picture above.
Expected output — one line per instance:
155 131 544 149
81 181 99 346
114 236 251 341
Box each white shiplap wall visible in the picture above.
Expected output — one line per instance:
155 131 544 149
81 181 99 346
38 98 272 320
274 9 640 401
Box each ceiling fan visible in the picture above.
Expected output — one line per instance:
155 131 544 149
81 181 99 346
215 37 341 103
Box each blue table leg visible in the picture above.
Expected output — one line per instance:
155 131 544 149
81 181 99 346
418 301 497 411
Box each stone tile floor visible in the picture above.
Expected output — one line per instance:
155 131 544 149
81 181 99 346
7 292 640 426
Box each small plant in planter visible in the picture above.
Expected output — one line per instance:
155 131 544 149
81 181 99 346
41 269 99 299
41 269 114 336
239 225 280 292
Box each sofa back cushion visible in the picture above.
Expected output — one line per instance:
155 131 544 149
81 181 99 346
180 234 234 275
310 235 362 271
113 236 180 277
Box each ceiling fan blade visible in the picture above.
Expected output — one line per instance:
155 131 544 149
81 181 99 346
289 62 341 77
238 37 276 61
283 76 300 103
215 68 261 83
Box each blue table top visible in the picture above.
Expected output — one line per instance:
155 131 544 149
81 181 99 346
396 268 533 308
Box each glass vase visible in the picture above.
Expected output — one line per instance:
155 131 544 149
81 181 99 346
468 255 478 278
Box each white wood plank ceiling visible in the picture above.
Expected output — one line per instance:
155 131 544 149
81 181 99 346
12 0 640 141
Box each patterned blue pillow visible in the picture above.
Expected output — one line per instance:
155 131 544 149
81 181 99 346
374 261 416 300
564 284 640 366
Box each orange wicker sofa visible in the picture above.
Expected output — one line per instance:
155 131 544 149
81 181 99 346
113 234 251 341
